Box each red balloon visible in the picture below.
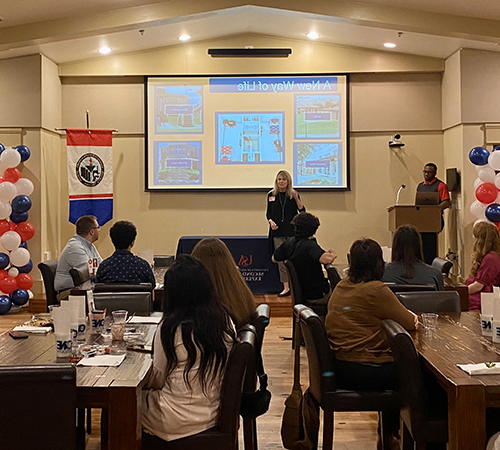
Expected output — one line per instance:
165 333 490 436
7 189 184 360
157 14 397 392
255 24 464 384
16 222 35 241
476 182 498 204
16 273 33 290
0 270 8 280
0 276 17 294
0 220 10 237
3 168 21 184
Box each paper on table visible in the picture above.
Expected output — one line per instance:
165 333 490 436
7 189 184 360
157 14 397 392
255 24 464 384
381 246 392 263
137 249 154 267
457 363 500 375
12 325 52 334
128 316 162 324
77 354 126 367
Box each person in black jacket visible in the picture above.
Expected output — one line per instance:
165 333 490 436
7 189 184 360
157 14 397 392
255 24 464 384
266 170 305 297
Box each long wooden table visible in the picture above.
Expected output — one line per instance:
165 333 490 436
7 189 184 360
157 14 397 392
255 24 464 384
0 324 156 450
412 312 500 450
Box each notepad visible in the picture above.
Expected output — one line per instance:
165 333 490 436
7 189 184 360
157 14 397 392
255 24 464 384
127 316 162 324
77 354 126 367
12 325 52 334
457 363 500 375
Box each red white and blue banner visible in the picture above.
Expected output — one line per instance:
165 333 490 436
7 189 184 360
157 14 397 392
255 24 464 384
66 129 113 225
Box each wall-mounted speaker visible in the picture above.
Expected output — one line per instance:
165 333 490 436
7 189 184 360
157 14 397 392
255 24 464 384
446 168 460 192
208 48 292 58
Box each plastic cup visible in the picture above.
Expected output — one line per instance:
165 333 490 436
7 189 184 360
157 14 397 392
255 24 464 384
90 310 105 334
421 313 438 330
481 314 494 337
112 310 128 324
55 332 72 359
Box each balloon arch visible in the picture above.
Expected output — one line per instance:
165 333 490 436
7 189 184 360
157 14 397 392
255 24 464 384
0 144 34 315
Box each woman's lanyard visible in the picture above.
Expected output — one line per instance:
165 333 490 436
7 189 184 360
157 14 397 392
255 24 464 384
278 192 287 223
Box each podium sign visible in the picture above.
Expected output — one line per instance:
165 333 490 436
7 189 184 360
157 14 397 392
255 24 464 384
388 205 442 233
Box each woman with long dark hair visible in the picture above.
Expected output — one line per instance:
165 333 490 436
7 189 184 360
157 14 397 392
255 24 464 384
465 221 500 311
192 237 255 330
266 170 305 297
326 238 417 447
383 224 444 290
142 255 235 444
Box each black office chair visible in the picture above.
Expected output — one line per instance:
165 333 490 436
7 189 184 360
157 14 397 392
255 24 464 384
324 264 341 291
432 257 453 277
142 327 256 450
93 291 152 315
395 291 461 314
242 304 271 450
296 305 400 450
69 266 90 287
285 260 328 348
382 320 448 449
93 282 153 293
0 364 77 450
38 259 59 311
386 283 436 294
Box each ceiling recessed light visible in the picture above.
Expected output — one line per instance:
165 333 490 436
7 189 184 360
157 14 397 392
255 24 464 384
384 42 396 48
306 32 319 40
98 46 111 54
178 35 191 42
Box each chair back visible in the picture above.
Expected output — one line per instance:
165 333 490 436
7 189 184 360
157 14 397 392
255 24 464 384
284 260 303 306
432 257 453 277
0 364 77 450
38 259 59 310
324 264 341 291
69 266 90 287
93 291 152 315
251 304 270 355
396 291 460 314
386 283 436 293
93 282 153 293
295 304 336 404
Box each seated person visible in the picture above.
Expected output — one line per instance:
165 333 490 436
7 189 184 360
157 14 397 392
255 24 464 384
191 237 256 330
326 238 418 447
383 224 444 290
54 215 102 299
272 212 337 304
141 255 235 444
96 220 155 286
465 221 500 312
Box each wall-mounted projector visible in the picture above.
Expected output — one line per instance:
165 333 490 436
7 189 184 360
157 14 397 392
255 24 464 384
208 48 292 57
389 134 405 148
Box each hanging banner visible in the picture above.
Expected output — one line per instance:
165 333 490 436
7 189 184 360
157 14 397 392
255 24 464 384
66 129 113 225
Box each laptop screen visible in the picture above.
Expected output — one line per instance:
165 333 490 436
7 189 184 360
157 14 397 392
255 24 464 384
415 192 440 205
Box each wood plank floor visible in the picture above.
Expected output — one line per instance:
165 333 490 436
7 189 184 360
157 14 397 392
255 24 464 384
0 303 379 449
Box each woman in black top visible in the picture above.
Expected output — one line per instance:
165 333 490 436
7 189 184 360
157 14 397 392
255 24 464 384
266 170 305 296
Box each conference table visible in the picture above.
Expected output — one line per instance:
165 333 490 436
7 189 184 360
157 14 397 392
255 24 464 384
413 312 500 450
0 322 157 450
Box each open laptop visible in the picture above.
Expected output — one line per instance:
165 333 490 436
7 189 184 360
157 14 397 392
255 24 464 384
415 191 440 205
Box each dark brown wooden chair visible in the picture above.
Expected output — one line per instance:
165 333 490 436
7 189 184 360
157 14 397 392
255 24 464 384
385 283 436 293
38 259 59 311
69 266 91 287
142 327 256 450
432 257 453 277
395 291 461 314
382 319 448 449
0 364 77 450
324 264 341 291
93 290 152 315
296 305 400 450
93 282 153 293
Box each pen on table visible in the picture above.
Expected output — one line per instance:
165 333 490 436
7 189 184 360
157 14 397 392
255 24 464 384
126 313 135 324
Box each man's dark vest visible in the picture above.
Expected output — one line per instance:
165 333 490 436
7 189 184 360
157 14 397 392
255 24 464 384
417 178 443 195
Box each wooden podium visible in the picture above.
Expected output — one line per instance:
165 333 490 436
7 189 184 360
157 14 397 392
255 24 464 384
388 205 442 233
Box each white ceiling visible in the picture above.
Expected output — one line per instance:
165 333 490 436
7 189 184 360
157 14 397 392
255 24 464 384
2 1 500 64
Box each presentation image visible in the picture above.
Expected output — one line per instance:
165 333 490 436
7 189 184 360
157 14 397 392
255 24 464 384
146 75 349 190
215 113 284 164
293 142 342 187
155 86 203 134
154 141 202 185
295 95 341 139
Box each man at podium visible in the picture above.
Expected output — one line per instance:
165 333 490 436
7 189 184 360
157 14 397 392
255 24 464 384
416 163 450 264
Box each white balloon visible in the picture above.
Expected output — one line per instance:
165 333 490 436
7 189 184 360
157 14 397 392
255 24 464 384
28 290 33 299
0 148 21 169
0 231 20 251
0 181 17 203
474 218 490 228
489 151 500 171
474 177 484 190
470 200 488 219
10 247 29 267
14 178 34 196
478 167 496 183
0 201 11 220
8 267 18 277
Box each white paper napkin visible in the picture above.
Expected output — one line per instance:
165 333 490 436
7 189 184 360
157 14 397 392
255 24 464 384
77 354 126 367
458 362 500 375
128 316 162 324
12 325 52 334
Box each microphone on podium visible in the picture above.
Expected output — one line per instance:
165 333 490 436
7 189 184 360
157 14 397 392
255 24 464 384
396 184 406 205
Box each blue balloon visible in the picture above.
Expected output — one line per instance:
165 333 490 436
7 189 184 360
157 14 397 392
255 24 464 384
15 145 30 162
0 253 9 270
11 289 29 306
17 260 32 273
11 195 31 214
494 146 500 152
0 143 4 156
486 204 500 222
0 296 12 315
469 147 490 166
18 241 28 249
10 211 28 224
